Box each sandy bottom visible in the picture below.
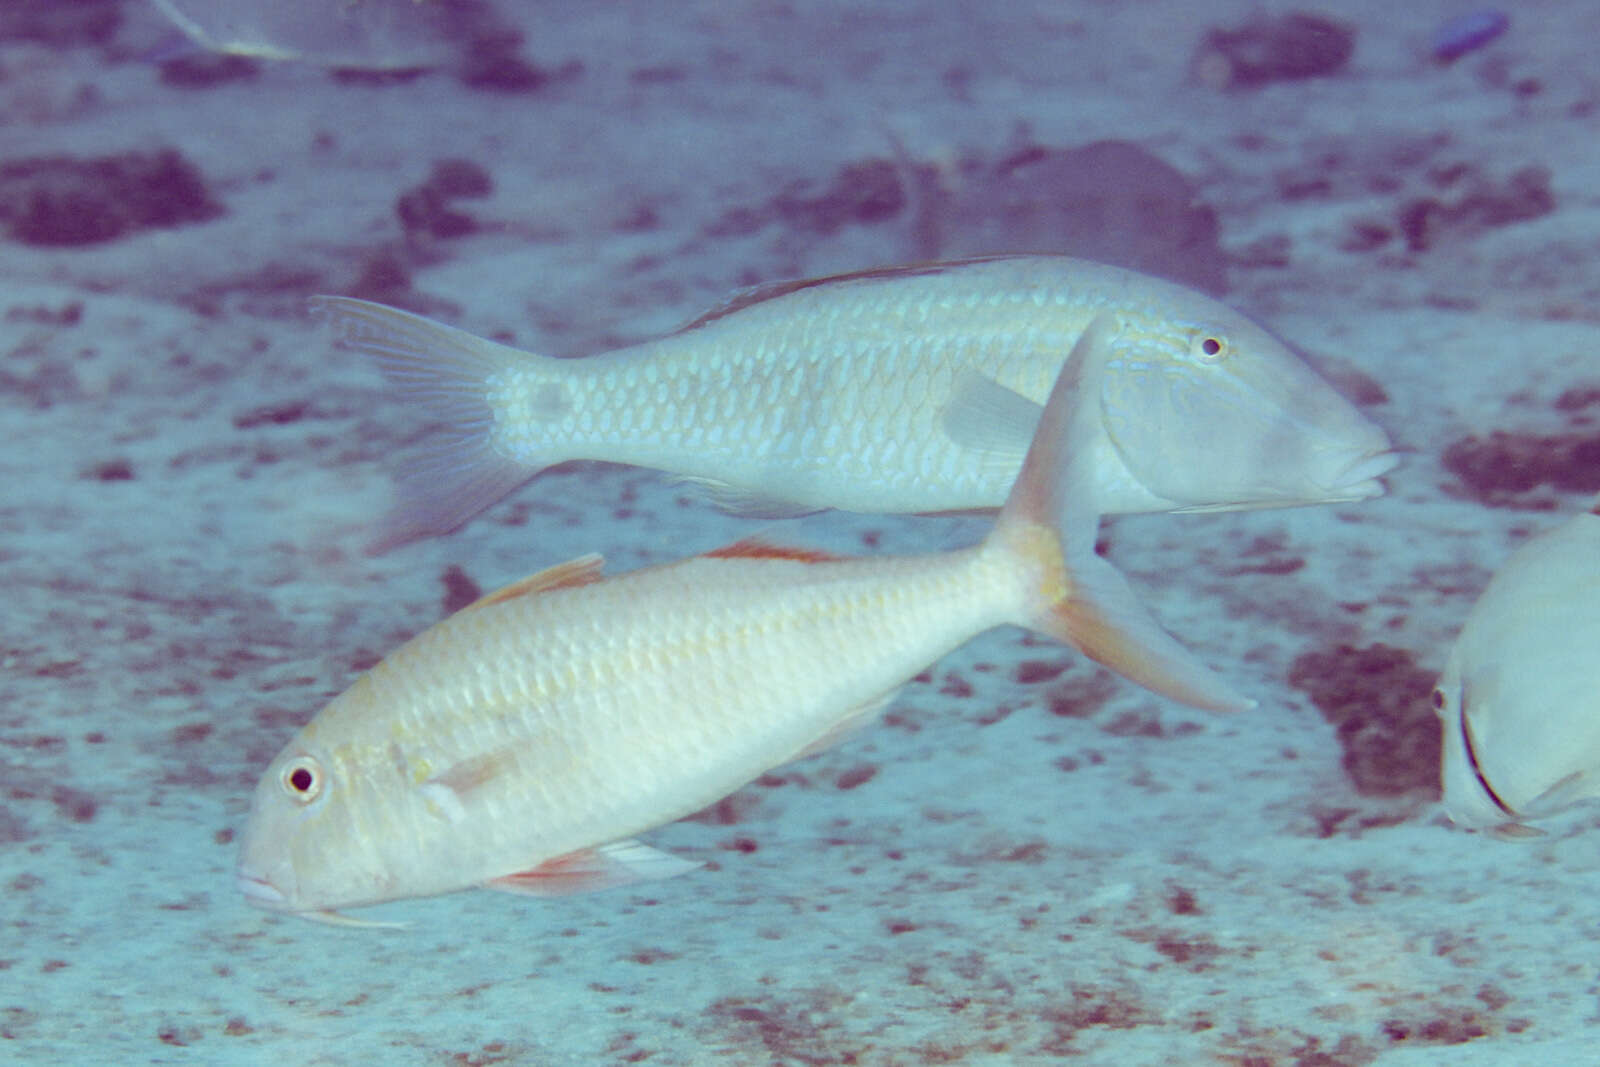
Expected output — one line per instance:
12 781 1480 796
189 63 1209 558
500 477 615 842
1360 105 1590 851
3 1 1599 1063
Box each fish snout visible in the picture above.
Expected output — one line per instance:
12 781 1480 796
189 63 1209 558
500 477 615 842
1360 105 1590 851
1318 446 1402 499
236 865 290 911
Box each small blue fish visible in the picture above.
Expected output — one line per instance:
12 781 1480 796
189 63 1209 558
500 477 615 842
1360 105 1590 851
1432 10 1509 65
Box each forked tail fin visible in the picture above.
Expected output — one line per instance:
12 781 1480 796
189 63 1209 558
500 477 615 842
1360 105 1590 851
310 296 560 554
991 313 1253 713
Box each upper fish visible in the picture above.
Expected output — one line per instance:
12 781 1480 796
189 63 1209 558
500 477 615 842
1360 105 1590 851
1435 493 1600 836
237 315 1253 924
311 254 1398 552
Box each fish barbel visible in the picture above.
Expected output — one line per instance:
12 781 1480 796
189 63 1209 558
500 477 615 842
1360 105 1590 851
312 254 1396 552
1435 493 1600 836
238 315 1250 923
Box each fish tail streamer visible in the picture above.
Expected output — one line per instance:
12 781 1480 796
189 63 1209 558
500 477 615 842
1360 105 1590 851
310 295 566 554
990 314 1253 713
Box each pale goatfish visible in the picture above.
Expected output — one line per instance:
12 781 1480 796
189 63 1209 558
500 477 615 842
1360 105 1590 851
1435 493 1600 838
238 314 1251 925
311 254 1397 553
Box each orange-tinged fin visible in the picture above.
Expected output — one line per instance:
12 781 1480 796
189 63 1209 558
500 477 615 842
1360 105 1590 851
485 840 701 897
703 537 843 563
1489 822 1547 841
296 910 411 930
992 313 1254 714
309 295 554 555
1589 492 1600 517
461 553 605 611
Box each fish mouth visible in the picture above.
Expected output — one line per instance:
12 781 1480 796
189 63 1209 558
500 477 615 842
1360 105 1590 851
1319 448 1402 498
237 870 288 911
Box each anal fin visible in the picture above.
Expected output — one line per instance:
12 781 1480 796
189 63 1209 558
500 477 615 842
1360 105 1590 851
673 476 823 519
485 840 701 897
791 690 899 762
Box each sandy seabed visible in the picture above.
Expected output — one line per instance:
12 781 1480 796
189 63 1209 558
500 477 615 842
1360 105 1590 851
3 2 1599 1063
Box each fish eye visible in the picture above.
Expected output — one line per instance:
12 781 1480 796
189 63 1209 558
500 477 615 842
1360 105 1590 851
1430 687 1446 711
1189 330 1229 363
280 756 325 805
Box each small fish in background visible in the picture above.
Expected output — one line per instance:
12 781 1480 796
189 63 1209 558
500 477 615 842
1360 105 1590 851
314 255 1397 553
1435 493 1600 836
146 0 536 81
237 316 1252 924
892 132 1229 297
149 0 457 67
1431 10 1509 66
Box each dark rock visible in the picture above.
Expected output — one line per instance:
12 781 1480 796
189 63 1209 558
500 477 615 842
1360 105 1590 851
396 184 476 239
440 565 482 616
771 159 906 235
395 157 495 240
1443 430 1600 503
1288 643 1441 797
0 149 223 247
1194 12 1356 89
427 158 493 199
916 138 1229 296
159 53 261 88
1398 165 1554 252
0 0 120 48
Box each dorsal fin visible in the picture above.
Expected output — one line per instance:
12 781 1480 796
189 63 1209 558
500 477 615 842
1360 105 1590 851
674 258 1022 333
462 553 605 611
703 537 843 563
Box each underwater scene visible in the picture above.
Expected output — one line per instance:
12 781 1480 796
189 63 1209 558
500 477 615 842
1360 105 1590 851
3 1 1598 1063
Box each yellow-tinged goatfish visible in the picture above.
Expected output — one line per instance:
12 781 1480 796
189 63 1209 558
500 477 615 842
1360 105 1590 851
239 315 1250 925
1435 493 1600 838
312 255 1397 553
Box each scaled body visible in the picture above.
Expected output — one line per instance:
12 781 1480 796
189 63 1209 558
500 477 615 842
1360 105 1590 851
314 255 1395 551
1435 495 1600 834
238 317 1250 921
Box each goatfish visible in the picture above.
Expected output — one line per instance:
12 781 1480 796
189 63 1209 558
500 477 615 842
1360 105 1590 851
238 314 1250 924
1435 493 1600 837
312 254 1397 553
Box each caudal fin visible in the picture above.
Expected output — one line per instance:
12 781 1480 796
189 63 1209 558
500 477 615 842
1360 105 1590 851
310 296 559 554
992 313 1253 713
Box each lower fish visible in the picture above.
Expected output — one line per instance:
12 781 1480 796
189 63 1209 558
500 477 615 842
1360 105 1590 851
312 254 1396 552
238 314 1250 924
1435 493 1600 836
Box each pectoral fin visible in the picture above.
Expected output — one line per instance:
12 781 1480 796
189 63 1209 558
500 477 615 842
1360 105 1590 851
486 840 701 897
415 749 521 823
941 371 1043 471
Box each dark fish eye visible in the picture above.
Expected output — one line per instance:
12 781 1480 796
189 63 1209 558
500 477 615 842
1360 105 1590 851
1190 332 1228 362
281 757 324 804
1430 687 1446 711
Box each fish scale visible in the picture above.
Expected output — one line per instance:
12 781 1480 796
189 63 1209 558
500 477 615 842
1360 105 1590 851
337 549 1009 893
240 316 1276 920
311 255 1395 551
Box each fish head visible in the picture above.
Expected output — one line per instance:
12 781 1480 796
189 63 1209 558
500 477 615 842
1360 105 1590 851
1433 654 1520 831
1099 307 1397 511
1435 598 1600 833
236 731 406 916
